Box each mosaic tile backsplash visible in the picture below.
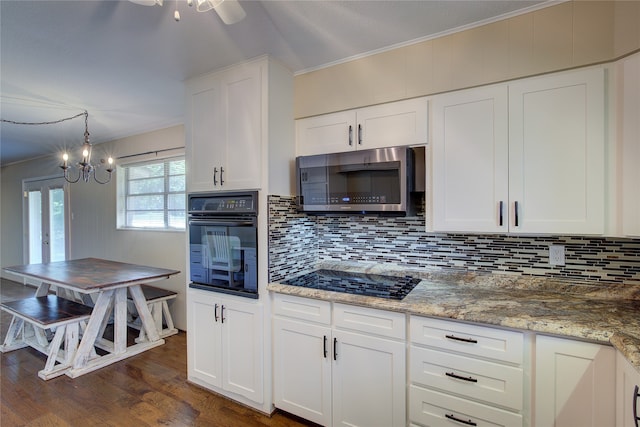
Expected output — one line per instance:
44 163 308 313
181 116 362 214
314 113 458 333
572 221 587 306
268 195 640 286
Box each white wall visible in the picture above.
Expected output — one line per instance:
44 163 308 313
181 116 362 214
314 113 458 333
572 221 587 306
0 125 188 330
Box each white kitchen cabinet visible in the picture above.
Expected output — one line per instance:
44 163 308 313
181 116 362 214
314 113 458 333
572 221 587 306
186 56 293 193
616 351 640 427
409 315 525 427
430 67 605 235
295 97 428 156
186 62 260 191
508 68 605 235
534 335 615 427
620 53 640 237
272 294 406 427
187 288 264 405
431 84 509 233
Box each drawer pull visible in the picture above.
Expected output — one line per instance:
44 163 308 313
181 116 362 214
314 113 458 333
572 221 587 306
445 334 478 344
446 371 478 383
445 414 477 426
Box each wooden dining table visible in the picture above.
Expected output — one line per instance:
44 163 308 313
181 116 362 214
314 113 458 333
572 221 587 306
2 258 180 378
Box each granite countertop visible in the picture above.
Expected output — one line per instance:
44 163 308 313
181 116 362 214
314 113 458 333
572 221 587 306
267 261 640 373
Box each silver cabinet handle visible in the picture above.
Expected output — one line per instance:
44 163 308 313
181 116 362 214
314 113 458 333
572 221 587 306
220 166 224 186
348 125 353 146
213 167 218 186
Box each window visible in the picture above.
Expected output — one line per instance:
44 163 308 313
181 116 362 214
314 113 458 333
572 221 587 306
118 157 186 230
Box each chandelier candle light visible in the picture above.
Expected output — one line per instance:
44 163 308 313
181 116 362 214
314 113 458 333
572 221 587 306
60 111 114 184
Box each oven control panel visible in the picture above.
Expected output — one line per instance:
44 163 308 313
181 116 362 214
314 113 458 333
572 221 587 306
188 191 258 214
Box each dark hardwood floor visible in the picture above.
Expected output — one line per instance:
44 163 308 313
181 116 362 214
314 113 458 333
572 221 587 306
0 279 313 427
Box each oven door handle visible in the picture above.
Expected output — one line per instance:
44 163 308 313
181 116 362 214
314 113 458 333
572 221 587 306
188 219 255 227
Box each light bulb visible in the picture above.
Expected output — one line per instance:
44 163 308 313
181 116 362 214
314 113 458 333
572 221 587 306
82 149 89 158
62 153 69 162
108 157 114 165
174 9 180 21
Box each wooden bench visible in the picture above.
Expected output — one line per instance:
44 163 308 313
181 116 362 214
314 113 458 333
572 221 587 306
0 295 93 380
127 285 178 341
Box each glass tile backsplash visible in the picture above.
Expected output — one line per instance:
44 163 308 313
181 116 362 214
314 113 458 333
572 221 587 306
268 195 640 286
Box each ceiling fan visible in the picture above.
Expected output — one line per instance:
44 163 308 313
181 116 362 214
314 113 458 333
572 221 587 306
129 0 246 25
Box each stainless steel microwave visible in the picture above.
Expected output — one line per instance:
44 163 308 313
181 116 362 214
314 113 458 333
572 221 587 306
296 146 424 216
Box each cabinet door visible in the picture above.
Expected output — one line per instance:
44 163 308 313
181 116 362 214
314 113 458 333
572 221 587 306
535 335 615 427
332 329 406 427
616 351 640 427
273 317 332 426
621 53 640 237
431 85 508 232
220 63 262 190
186 76 224 192
357 97 428 150
220 298 263 403
508 68 605 234
296 111 356 156
187 294 222 387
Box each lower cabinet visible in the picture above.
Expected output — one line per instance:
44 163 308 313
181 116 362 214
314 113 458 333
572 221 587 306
273 294 406 427
409 316 526 427
617 350 640 427
187 288 264 406
534 335 615 427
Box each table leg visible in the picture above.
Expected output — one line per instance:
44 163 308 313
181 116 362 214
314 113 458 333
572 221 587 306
129 285 161 342
113 288 127 354
72 289 114 369
35 282 51 297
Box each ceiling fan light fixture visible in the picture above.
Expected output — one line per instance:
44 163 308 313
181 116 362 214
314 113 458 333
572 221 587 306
197 0 246 24
129 0 163 6
196 0 223 13
214 0 246 25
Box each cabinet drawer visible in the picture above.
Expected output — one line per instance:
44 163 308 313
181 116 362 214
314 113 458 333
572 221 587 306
273 294 331 325
410 346 523 411
410 316 523 364
334 303 405 340
410 385 523 427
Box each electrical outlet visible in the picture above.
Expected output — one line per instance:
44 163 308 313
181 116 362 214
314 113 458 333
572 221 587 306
549 245 565 266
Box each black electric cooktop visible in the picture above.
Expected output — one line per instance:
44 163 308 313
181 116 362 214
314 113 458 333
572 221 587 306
282 269 421 300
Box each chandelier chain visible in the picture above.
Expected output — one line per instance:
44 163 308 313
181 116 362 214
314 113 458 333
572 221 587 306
1 110 88 127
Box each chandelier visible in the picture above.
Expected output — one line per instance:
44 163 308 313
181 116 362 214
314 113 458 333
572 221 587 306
60 111 114 184
0 110 115 185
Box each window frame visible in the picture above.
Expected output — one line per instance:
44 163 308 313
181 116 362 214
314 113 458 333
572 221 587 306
116 155 186 231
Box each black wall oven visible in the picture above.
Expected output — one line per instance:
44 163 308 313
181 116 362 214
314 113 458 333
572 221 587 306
188 191 258 299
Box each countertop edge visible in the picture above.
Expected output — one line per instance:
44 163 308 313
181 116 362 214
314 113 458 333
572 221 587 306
267 282 640 374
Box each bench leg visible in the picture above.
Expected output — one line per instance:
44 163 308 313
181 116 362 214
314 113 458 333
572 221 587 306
0 316 28 352
39 325 67 380
160 301 178 337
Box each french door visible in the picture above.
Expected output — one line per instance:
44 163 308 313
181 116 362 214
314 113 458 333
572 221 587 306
23 177 68 264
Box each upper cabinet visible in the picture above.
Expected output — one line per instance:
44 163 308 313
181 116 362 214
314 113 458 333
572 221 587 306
431 67 605 235
431 84 509 233
508 68 605 235
185 57 294 194
295 97 428 156
620 53 640 237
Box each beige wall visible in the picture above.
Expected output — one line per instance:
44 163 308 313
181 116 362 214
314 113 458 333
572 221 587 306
0 125 188 330
294 0 640 118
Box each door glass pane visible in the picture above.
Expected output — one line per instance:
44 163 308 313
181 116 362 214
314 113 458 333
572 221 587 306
28 190 42 264
49 187 65 262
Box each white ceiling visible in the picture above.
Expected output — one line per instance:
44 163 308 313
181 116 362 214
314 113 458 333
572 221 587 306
0 0 547 166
